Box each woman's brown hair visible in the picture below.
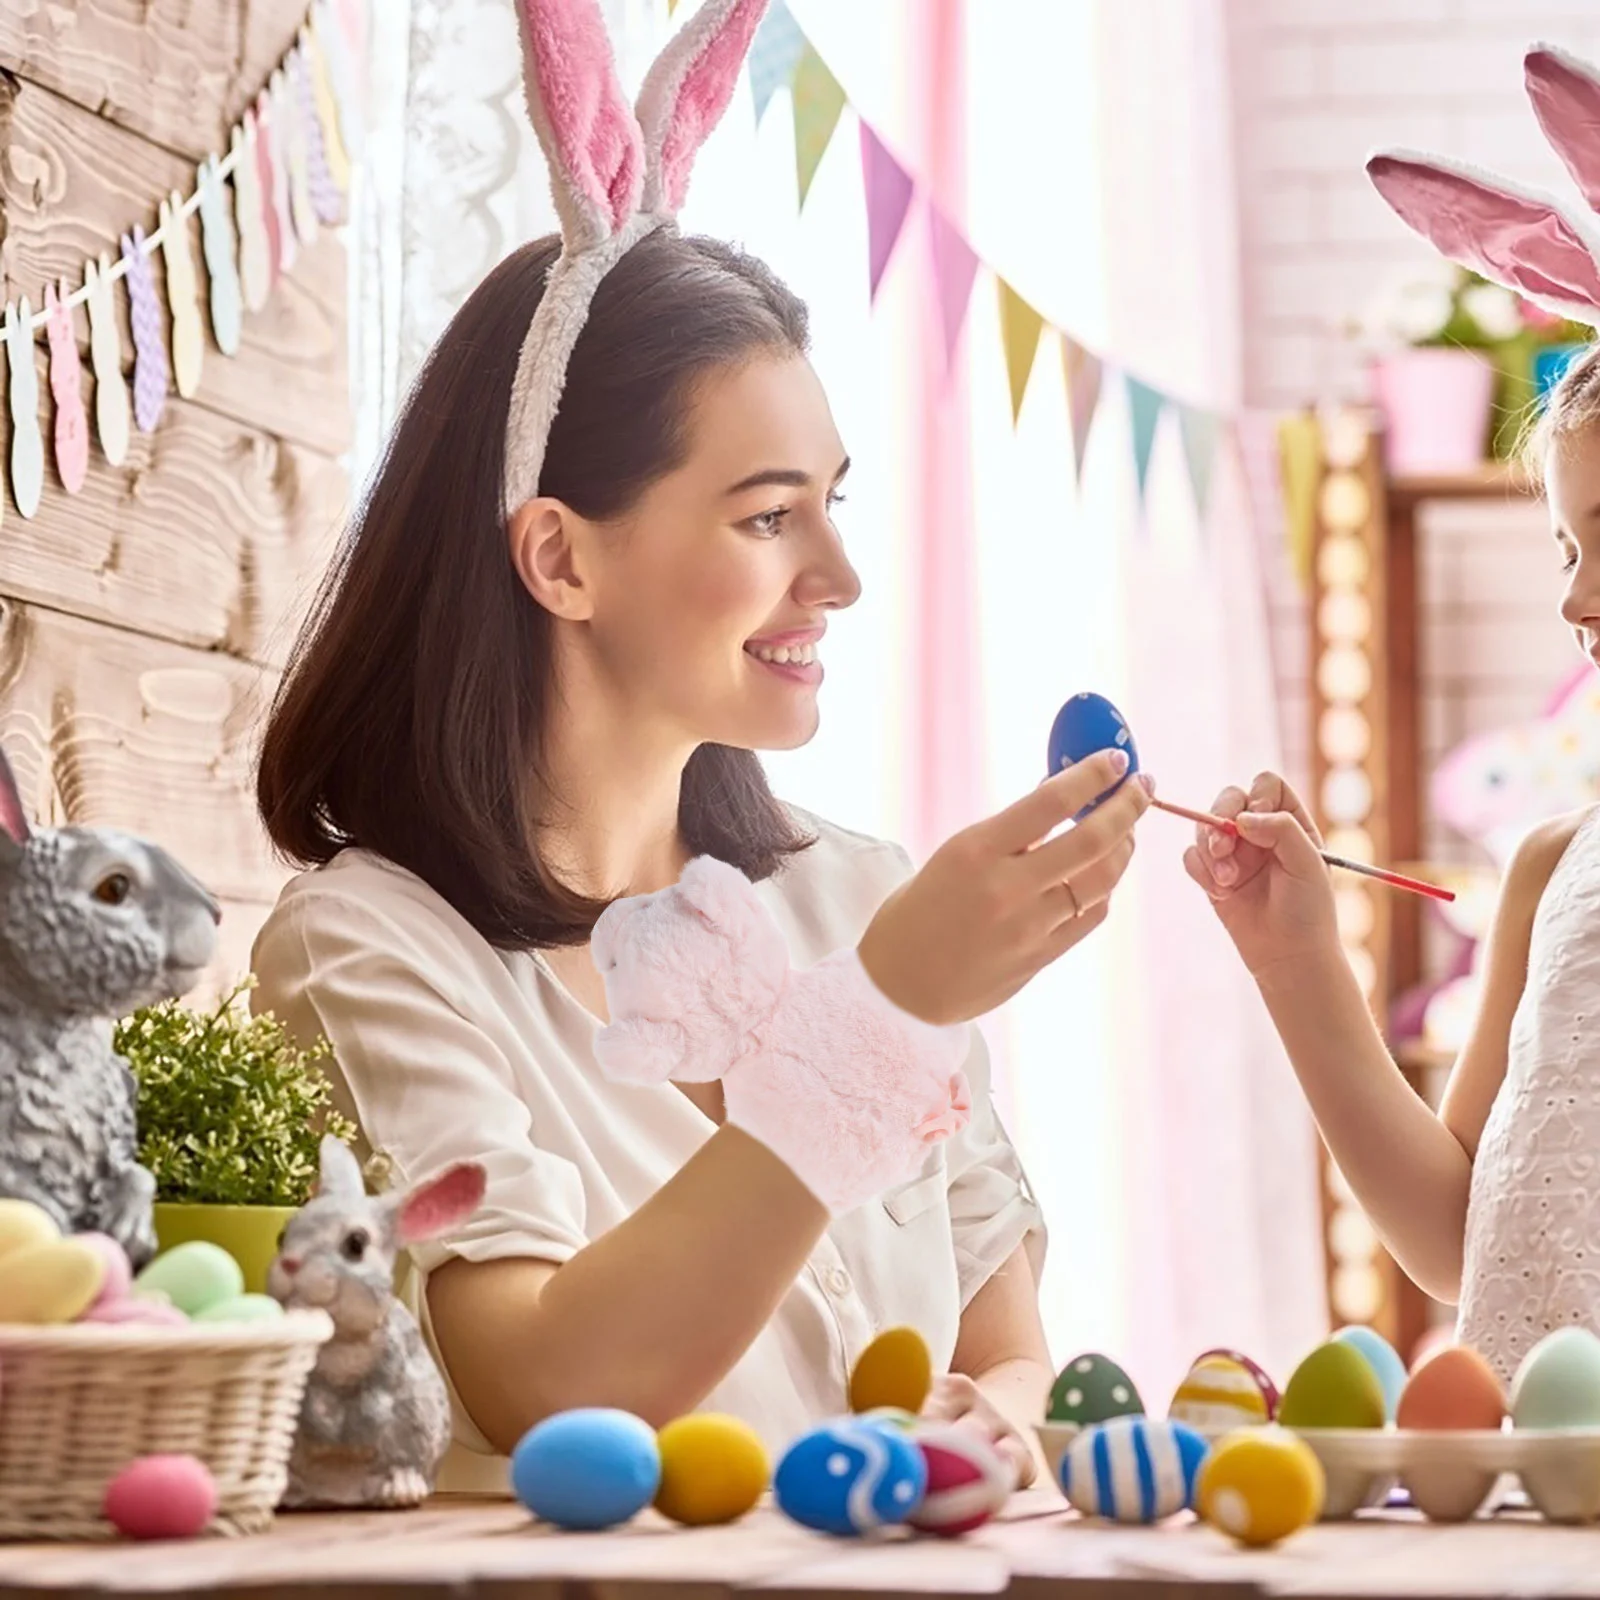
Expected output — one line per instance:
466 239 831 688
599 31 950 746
256 230 816 949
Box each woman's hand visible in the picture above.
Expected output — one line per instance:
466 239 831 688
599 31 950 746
919 1372 1034 1489
858 751 1152 1025
1182 770 1340 978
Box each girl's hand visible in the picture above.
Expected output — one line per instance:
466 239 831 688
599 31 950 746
1183 771 1340 977
858 751 1152 1026
918 1372 1034 1489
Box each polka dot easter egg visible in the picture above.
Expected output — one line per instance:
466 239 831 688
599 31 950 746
1332 1325 1407 1422
1197 1426 1324 1547
1169 1355 1272 1433
1277 1341 1386 1430
1059 1415 1208 1523
848 1326 932 1416
1195 1347 1280 1419
1046 693 1139 820
906 1422 1014 1537
511 1409 661 1530
1048 1353 1144 1426
774 1417 927 1536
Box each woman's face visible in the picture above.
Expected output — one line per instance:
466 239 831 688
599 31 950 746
1548 426 1600 669
530 352 861 754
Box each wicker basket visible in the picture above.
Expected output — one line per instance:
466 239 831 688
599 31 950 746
0 1310 333 1540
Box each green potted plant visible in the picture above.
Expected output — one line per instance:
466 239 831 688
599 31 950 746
116 978 356 1292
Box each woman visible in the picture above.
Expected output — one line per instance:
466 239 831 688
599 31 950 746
250 6 1149 1496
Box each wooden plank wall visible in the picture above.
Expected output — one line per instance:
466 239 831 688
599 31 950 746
0 1 351 1002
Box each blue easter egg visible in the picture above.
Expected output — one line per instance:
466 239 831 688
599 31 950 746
774 1416 928 1535
510 1408 661 1529
1046 693 1139 820
1332 1325 1407 1422
1059 1415 1208 1523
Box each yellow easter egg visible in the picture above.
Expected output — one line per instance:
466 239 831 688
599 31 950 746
848 1325 932 1415
654 1413 769 1525
0 1199 60 1262
0 1239 106 1324
1197 1425 1324 1547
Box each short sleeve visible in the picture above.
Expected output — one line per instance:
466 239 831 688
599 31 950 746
249 887 589 1275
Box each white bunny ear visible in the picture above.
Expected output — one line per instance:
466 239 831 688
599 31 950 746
1366 148 1600 327
316 1135 365 1200
636 0 769 216
1526 44 1600 214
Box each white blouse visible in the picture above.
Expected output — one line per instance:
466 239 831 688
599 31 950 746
249 807 1046 1493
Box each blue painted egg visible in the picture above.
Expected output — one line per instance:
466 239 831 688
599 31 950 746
1332 1325 1407 1422
774 1416 928 1535
510 1408 661 1530
1046 693 1139 819
1059 1415 1208 1523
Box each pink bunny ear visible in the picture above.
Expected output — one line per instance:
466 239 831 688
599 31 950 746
515 0 646 248
394 1161 487 1244
0 746 31 848
1366 149 1600 325
636 0 769 215
1526 44 1600 213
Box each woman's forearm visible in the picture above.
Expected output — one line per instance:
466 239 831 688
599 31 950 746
1254 947 1472 1301
430 1124 829 1449
973 1356 1052 1478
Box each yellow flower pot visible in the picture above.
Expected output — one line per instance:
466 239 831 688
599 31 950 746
152 1203 299 1295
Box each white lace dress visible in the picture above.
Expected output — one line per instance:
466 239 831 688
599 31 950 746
1459 805 1600 1382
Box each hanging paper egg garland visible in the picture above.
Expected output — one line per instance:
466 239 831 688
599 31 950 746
1047 692 1139 819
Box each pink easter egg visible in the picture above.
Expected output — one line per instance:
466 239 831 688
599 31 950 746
103 1455 217 1540
906 1423 1014 1537
73 1233 133 1313
83 1296 189 1327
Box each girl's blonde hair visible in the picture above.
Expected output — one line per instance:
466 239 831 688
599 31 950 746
1523 341 1600 475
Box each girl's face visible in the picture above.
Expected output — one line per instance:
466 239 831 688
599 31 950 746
1549 425 1600 668
520 352 861 755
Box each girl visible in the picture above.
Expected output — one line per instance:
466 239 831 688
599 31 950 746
249 0 1149 1494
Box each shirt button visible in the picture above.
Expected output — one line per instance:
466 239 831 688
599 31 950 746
826 1267 852 1297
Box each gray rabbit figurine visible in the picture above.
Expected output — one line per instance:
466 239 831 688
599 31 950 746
0 744 220 1268
268 1135 487 1508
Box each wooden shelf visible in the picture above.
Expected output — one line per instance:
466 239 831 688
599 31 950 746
1388 461 1537 505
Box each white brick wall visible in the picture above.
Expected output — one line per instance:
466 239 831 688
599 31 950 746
1227 0 1600 983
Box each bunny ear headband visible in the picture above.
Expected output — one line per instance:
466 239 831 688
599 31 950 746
503 0 769 519
1365 43 1600 329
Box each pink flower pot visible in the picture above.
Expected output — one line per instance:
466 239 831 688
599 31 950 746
1370 348 1495 475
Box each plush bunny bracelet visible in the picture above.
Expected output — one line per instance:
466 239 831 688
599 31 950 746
590 856 972 1215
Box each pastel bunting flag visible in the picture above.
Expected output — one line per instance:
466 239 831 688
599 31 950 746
997 279 1044 423
197 156 243 356
1061 334 1103 483
44 283 88 496
1277 411 1323 587
750 0 806 124
121 229 171 435
1179 405 1224 522
792 43 845 207
1125 374 1166 504
85 255 130 467
928 203 979 373
5 301 44 519
294 43 342 225
860 125 914 302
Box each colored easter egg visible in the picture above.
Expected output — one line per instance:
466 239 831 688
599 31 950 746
1511 1327 1600 1429
83 1295 189 1327
511 1409 660 1530
0 1198 60 1260
1277 1342 1385 1430
1196 1347 1280 1419
73 1233 132 1314
1169 1355 1271 1431
1196 1426 1324 1547
1048 1352 1144 1426
0 1239 106 1324
1046 693 1139 818
849 1325 932 1415
133 1241 243 1317
773 1416 927 1536
192 1293 285 1324
906 1422 1014 1536
1332 1325 1407 1422
1396 1345 1506 1431
654 1413 769 1526
103 1455 217 1540
1059 1415 1208 1523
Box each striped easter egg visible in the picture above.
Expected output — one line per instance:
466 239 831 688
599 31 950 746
1059 1415 1209 1524
1169 1354 1272 1431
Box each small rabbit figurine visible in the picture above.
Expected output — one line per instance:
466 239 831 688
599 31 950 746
0 743 221 1268
268 1135 487 1508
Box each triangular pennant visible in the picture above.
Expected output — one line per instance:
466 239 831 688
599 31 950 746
1125 374 1167 503
1061 334 1102 484
928 204 979 372
668 0 681 11
997 278 1044 423
1277 412 1323 588
860 124 915 302
1179 405 1224 522
792 43 846 206
750 0 807 125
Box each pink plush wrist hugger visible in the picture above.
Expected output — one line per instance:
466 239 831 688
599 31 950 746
591 857 972 1214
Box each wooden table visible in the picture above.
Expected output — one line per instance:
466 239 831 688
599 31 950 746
0 1489 1597 1600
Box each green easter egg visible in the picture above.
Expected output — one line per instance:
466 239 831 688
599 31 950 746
192 1292 285 1325
1511 1327 1600 1429
1277 1341 1386 1429
133 1240 244 1317
1048 1352 1144 1426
